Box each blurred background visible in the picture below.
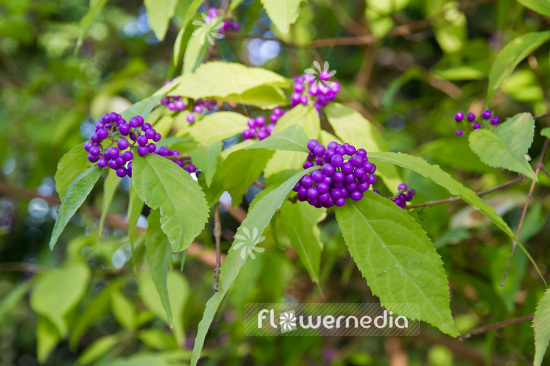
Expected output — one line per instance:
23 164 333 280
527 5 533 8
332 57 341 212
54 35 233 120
0 0 549 365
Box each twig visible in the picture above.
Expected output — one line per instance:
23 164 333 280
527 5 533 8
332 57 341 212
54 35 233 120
0 262 46 273
541 165 550 178
462 314 534 338
253 181 265 189
213 203 221 292
407 175 525 209
0 179 222 268
501 139 549 286
533 112 550 120
164 154 192 161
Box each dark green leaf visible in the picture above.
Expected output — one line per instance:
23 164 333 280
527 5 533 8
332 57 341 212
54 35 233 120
336 192 458 336
132 154 209 252
534 288 550 365
55 143 93 200
245 125 309 152
49 166 102 249
190 141 223 187
144 0 179 41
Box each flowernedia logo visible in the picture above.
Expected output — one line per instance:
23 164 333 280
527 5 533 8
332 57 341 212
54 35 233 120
244 303 420 336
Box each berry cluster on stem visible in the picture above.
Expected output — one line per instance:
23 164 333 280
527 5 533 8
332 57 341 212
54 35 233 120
392 183 415 209
84 112 199 178
242 108 286 140
293 139 377 208
291 74 340 114
454 110 500 137
161 80 216 124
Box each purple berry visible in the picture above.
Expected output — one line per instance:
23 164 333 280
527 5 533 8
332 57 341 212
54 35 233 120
138 146 149 156
398 183 408 191
353 167 366 178
307 139 320 151
108 159 118 170
317 182 329 194
119 123 130 135
350 190 363 201
84 141 94 152
145 129 156 139
330 154 344 167
137 135 148 146
333 171 345 182
273 108 283 116
117 138 129 150
194 105 203 113
187 164 197 173
342 162 354 174
456 129 463 137
327 141 338 151
356 149 367 157
350 155 364 167
257 131 268 140
303 161 314 169
491 116 500 125
367 174 377 185
115 157 125 166
313 145 326 156
88 154 99 162
473 123 481 130
301 175 313 188
97 128 109 140
335 197 346 207
105 147 119 159
148 143 156 153
454 112 464 122
97 158 108 168
482 110 492 120
255 116 266 126
122 151 133 161
90 146 101 156
467 113 475 122
358 182 370 192
311 170 324 183
306 187 319 199
321 163 335 176
116 167 127 178
141 123 152 131
187 113 195 123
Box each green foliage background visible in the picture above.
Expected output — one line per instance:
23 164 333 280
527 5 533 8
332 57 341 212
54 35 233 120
0 0 550 365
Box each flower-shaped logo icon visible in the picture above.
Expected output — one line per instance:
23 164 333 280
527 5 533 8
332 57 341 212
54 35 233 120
304 61 337 88
232 227 265 260
279 311 297 333
192 14 224 46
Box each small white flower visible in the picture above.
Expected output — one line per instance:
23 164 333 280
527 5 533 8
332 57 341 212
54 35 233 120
232 227 265 260
304 61 337 88
279 311 297 332
192 14 224 46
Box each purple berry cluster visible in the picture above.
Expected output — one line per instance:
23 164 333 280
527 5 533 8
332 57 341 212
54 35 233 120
161 80 216 124
290 75 340 114
204 8 240 32
242 108 286 140
155 147 198 174
84 113 161 178
454 110 500 137
292 139 377 208
392 183 415 209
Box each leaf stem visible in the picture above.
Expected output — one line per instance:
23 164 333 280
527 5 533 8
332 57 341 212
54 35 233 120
462 314 534 339
501 138 549 286
213 203 221 292
407 175 525 209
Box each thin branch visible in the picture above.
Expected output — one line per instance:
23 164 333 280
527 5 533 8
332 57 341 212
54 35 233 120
0 179 222 268
501 139 549 286
533 112 550 120
253 181 265 189
164 154 192 161
0 262 46 273
462 314 534 339
541 165 550 178
213 203 221 292
407 175 525 209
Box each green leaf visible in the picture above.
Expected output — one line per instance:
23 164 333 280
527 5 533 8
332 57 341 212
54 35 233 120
78 334 123 365
37 317 61 364
279 200 325 283
190 141 223 187
261 0 304 33
428 1 466 54
487 31 550 102
76 0 108 53
173 0 203 65
0 281 32 323
146 209 173 326
336 192 458 336
55 143 93 200
128 183 144 245
140 271 188 345
264 105 320 177
138 329 178 350
144 0 178 41
69 280 122 348
121 95 164 122
99 169 119 237
534 288 550 366
368 151 546 286
469 113 537 180
221 149 275 207
183 17 223 74
30 264 91 336
541 128 550 139
245 125 309 152
190 167 318 365
132 154 209 252
111 293 136 331
324 103 402 192
188 112 248 145
167 62 288 100
517 0 550 17
49 166 102 249
224 85 288 109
